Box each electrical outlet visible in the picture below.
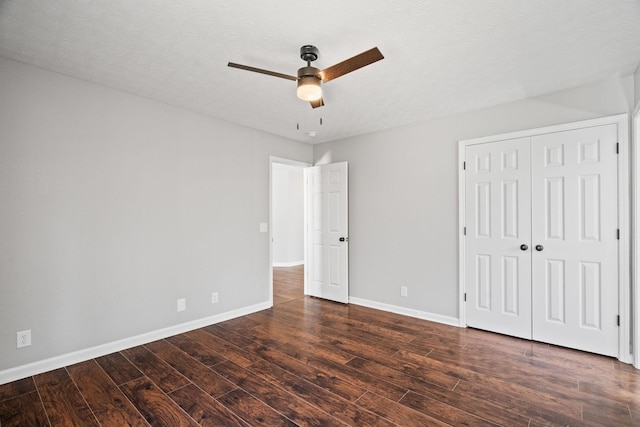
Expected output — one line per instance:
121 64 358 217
401 286 408 297
17 330 31 348
211 292 219 304
177 298 186 312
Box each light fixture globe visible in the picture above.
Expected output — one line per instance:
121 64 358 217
297 67 322 101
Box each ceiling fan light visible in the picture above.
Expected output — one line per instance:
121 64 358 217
297 76 322 101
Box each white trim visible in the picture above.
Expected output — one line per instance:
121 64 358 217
303 169 308 297
0 301 271 385
457 136 467 328
618 114 632 364
349 297 460 327
460 114 629 145
272 261 304 267
633 105 640 369
458 114 632 364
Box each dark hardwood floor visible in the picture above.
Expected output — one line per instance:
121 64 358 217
273 265 304 306
1 265 639 426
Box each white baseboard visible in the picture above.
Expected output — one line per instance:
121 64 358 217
349 297 461 327
0 301 271 385
272 261 304 267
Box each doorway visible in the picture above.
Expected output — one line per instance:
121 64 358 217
270 158 309 305
269 157 350 306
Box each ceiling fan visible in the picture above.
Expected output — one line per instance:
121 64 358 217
228 45 384 108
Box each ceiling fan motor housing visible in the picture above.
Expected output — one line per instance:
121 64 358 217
297 66 320 79
300 45 319 63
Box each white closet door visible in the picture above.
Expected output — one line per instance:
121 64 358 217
530 124 619 356
464 138 532 339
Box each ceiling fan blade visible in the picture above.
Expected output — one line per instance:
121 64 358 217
310 97 325 109
227 62 297 81
319 47 384 83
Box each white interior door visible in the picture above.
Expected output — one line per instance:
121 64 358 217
531 125 619 356
464 123 620 357
306 162 349 303
464 138 532 339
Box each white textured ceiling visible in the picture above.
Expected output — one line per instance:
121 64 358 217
1 1 640 144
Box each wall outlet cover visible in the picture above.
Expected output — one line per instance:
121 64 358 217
177 298 186 312
17 330 31 348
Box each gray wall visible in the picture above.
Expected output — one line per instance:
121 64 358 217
314 76 634 319
272 164 304 266
1 53 635 376
0 57 312 372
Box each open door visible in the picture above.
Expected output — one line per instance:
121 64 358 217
306 162 349 303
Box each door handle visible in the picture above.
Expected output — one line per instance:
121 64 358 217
339 237 349 242
535 244 544 251
520 244 528 251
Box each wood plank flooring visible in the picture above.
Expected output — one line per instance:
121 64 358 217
1 264 639 426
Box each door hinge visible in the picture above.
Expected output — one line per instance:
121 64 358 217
463 226 467 235
617 315 620 326
616 142 619 154
617 229 620 240
463 161 466 170
464 293 467 302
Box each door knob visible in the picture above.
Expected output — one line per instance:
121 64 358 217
520 244 528 251
535 244 544 251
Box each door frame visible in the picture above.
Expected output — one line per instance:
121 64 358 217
633 106 640 369
458 114 631 363
269 156 311 305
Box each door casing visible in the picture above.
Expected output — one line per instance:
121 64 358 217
633 107 640 369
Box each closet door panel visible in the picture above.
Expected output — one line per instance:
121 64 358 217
530 124 618 356
464 138 532 339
